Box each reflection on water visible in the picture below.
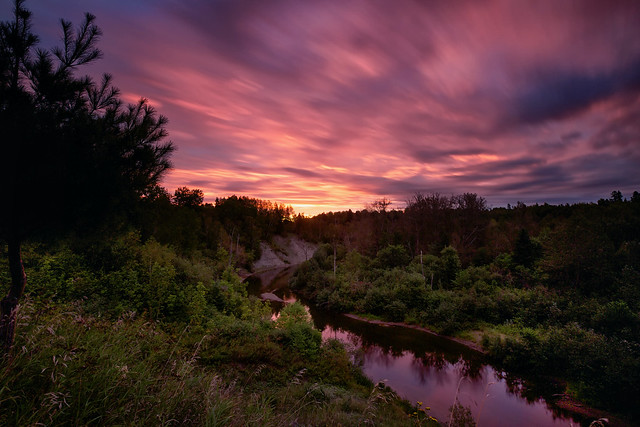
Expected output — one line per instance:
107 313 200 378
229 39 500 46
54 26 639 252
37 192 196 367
247 267 581 426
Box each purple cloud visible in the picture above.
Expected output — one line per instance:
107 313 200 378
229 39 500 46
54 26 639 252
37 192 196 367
6 0 640 214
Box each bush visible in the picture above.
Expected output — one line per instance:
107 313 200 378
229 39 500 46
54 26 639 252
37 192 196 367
437 246 461 288
385 301 407 322
29 248 96 301
484 322 640 418
593 300 640 340
364 286 392 315
453 265 492 290
393 271 427 309
375 245 410 269
274 302 322 358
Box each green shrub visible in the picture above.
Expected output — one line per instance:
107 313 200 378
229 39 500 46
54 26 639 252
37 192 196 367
385 301 407 322
29 249 95 300
375 245 410 269
437 246 461 288
274 302 322 358
393 271 427 309
453 265 492 290
364 286 392 315
327 285 355 312
593 300 640 340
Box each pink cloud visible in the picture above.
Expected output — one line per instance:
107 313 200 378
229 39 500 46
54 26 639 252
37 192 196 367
12 0 640 215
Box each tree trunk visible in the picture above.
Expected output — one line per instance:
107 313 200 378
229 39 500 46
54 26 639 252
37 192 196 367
228 228 235 267
1 238 27 354
333 244 337 279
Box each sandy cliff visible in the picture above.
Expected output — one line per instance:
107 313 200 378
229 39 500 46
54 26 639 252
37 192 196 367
252 235 317 272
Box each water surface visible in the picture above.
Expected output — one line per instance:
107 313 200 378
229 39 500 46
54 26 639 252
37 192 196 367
247 267 582 426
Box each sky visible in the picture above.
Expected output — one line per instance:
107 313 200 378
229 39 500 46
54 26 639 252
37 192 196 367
6 0 640 215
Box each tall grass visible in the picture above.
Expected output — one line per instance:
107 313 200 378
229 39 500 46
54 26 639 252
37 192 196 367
1 298 417 426
1 239 429 425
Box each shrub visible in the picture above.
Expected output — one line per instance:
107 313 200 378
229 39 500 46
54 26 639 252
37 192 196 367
274 302 322 358
393 271 427 309
453 265 492 290
593 300 640 340
385 301 407 322
29 249 96 301
364 286 392 315
437 246 461 288
375 245 410 269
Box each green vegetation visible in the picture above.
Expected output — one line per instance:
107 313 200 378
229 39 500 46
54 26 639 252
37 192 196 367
0 0 174 351
1 238 418 426
0 3 422 425
2 1 639 424
292 192 640 421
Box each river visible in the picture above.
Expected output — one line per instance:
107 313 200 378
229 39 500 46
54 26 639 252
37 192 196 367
247 266 584 426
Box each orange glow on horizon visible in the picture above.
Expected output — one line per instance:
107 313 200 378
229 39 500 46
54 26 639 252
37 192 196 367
71 0 640 214
164 167 379 216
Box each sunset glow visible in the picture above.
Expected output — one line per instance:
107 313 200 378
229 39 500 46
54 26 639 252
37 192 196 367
12 0 640 215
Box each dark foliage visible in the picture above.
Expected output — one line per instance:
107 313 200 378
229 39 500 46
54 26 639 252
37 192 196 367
0 0 173 351
292 190 640 420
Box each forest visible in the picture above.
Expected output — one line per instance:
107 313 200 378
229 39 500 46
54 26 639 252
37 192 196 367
2 1 639 425
291 191 640 422
2 187 639 425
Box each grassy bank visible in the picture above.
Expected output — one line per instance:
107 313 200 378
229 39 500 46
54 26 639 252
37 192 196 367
1 239 433 426
2 300 423 425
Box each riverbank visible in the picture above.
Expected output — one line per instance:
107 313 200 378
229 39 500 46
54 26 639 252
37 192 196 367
2 297 420 426
342 313 637 426
252 264 639 426
342 313 487 354
553 394 633 427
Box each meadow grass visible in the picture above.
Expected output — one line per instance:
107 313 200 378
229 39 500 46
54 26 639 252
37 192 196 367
0 298 421 426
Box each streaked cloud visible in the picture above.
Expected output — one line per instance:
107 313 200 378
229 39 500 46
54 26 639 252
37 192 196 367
12 0 640 215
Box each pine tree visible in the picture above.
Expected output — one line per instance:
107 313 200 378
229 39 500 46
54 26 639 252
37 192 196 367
0 0 174 352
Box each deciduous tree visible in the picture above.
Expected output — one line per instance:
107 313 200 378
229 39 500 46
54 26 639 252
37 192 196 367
173 187 204 208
